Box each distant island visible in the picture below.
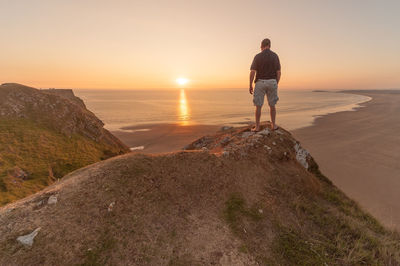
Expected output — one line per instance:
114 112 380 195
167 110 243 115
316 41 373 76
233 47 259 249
312 90 330 92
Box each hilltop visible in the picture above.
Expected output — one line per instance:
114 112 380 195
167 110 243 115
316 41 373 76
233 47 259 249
0 123 399 265
0 83 129 205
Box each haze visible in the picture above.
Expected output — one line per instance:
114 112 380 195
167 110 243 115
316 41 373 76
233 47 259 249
1 0 399 90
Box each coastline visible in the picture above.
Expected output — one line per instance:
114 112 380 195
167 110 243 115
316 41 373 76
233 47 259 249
292 90 400 231
108 90 371 154
111 123 222 154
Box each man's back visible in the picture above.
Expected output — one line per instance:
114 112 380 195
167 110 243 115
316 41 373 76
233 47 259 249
250 49 281 82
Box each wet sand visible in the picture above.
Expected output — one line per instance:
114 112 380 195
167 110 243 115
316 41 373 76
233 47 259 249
293 90 400 231
111 123 222 153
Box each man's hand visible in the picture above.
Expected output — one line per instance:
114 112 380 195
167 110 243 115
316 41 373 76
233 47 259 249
249 70 256 95
276 70 281 84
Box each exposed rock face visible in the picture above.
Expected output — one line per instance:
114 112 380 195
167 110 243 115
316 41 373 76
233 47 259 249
10 167 29 180
294 142 310 169
0 83 128 151
16 227 41 247
41 88 86 108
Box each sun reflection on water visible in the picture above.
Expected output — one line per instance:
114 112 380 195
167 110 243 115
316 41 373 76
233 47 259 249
179 88 190 125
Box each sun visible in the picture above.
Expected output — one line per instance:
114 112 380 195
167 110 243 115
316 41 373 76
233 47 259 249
176 77 189 86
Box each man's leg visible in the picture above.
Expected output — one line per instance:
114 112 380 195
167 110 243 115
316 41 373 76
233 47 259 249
266 80 279 130
252 81 265 131
270 105 277 130
254 105 262 131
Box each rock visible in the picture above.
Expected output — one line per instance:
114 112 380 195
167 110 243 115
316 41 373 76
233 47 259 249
11 167 29 180
221 126 233 131
220 137 230 145
47 195 58 205
130 146 144 151
257 128 271 136
264 145 272 150
108 202 115 212
241 132 255 138
17 227 41 247
294 143 310 169
272 142 277 146
201 147 208 151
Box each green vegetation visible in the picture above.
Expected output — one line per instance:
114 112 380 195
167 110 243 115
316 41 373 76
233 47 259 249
0 118 120 205
273 225 328 265
223 193 263 233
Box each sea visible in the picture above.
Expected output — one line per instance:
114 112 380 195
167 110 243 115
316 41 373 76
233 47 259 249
74 89 371 131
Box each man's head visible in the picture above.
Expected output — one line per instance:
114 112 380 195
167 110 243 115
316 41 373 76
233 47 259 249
261 38 271 50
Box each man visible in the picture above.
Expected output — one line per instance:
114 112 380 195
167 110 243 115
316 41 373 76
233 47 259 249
249 38 281 131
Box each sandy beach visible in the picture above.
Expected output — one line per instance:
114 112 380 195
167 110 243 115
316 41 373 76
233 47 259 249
293 90 400 231
111 123 222 153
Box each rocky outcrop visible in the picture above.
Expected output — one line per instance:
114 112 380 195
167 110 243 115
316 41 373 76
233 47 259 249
41 88 86 108
0 83 129 206
0 83 128 151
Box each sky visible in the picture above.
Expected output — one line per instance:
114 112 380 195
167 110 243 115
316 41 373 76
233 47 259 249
1 0 399 90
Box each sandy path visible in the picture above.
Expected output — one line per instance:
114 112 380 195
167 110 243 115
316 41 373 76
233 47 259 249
293 90 400 231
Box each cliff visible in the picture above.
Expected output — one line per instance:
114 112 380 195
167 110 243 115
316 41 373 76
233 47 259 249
0 83 129 205
0 123 398 265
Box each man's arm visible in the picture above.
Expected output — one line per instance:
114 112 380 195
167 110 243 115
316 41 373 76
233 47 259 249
249 70 256 94
276 70 281 84
276 55 281 84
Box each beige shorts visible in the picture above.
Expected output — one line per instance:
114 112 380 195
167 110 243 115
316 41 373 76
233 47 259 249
253 79 279 107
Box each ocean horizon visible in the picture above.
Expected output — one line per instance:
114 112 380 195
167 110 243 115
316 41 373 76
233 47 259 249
74 89 371 132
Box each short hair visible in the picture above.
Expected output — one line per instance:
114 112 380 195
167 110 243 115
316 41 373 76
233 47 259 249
261 38 271 48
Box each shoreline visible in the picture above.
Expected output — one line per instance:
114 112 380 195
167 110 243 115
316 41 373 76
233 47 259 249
111 123 223 154
110 91 372 154
293 89 400 231
109 91 371 154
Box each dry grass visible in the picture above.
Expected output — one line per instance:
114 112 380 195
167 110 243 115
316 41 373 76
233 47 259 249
0 125 399 265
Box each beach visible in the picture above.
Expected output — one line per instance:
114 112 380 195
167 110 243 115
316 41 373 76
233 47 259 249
112 123 222 153
293 90 400 231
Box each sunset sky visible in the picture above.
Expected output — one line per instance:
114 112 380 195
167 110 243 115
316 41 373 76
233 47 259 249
1 0 399 90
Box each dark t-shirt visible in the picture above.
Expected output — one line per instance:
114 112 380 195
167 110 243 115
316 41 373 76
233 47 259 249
250 49 281 82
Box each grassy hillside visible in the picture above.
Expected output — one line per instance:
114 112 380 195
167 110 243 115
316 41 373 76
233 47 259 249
0 118 124 205
0 124 398 265
0 83 129 206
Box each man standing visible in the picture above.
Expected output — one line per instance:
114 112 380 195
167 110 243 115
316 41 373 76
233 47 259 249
249 38 281 131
